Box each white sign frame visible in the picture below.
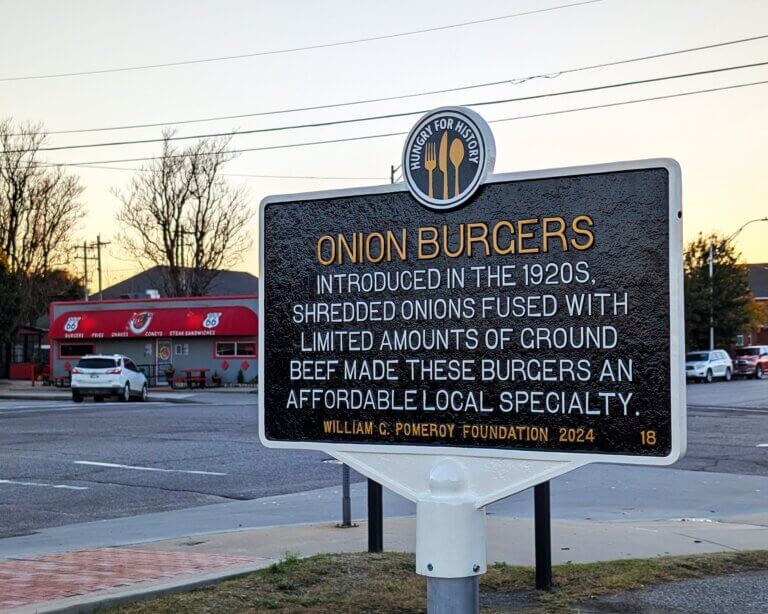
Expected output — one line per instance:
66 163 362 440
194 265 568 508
258 157 685 468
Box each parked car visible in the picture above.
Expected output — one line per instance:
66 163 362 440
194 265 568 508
731 345 768 380
685 349 733 383
70 354 148 403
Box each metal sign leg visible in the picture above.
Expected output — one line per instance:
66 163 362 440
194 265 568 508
427 577 479 614
534 481 553 590
368 479 383 552
336 464 353 528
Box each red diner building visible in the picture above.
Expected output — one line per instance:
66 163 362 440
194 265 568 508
49 295 258 385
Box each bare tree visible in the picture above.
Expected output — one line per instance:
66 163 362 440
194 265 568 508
114 132 253 296
0 118 85 323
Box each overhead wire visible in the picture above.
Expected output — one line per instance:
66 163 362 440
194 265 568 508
0 0 603 82
13 59 768 154
75 166 388 180
45 77 768 169
9 33 768 136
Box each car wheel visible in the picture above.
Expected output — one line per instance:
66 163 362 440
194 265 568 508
140 384 148 402
724 368 732 382
705 369 713 383
120 383 131 402
94 396 104 403
757 366 764 380
72 391 83 403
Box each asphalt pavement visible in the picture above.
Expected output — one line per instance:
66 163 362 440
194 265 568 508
588 570 768 613
0 393 343 539
0 381 766 541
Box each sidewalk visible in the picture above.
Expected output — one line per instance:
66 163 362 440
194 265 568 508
0 380 199 403
2 514 768 613
0 379 255 402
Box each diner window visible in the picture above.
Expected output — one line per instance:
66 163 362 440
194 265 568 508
60 344 94 358
216 341 256 357
174 343 189 356
12 342 24 363
237 342 256 356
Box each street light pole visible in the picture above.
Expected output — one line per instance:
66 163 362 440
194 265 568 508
709 242 714 351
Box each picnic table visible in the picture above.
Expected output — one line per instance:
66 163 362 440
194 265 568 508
168 368 210 389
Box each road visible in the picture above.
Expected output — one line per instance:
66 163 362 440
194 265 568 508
679 378 768 475
0 393 341 539
0 381 766 539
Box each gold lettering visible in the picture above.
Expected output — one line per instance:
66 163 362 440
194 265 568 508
542 216 568 253
316 236 336 266
418 227 440 260
492 220 516 255
517 218 539 254
466 222 491 257
442 224 465 258
571 215 595 251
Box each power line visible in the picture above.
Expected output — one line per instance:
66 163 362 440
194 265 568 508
17 60 768 154
46 77 768 169
13 33 768 136
490 78 768 124
0 0 603 82
75 165 388 180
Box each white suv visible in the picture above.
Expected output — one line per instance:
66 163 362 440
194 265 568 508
685 349 733 383
71 354 148 403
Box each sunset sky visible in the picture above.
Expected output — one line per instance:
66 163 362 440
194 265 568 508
2 0 767 290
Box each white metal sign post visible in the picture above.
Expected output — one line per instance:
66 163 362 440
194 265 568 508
259 107 685 613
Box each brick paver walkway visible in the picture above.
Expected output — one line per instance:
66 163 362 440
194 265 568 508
0 548 257 610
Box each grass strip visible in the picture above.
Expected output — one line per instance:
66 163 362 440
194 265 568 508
110 549 768 613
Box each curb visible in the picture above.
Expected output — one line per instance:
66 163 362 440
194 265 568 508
9 560 272 614
0 393 200 404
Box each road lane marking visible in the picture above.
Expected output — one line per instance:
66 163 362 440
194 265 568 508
757 443 768 447
0 479 88 490
74 461 227 476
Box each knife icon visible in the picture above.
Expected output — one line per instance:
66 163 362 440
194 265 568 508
438 130 449 200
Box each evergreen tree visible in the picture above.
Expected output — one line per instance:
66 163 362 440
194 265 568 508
684 233 751 350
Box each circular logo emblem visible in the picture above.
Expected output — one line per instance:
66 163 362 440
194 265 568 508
128 311 154 335
403 107 495 210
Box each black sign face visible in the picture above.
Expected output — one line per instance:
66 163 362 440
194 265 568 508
260 163 683 459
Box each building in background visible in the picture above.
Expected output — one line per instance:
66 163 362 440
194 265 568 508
93 266 259 300
738 263 768 346
49 295 258 385
0 267 260 381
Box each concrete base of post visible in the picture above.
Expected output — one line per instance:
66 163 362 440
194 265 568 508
427 576 479 614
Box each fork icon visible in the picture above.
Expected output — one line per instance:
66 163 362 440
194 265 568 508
423 142 436 199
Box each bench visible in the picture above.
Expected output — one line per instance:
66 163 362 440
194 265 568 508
167 376 207 389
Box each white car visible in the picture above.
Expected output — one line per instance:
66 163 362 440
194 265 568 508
71 354 148 403
685 349 733 383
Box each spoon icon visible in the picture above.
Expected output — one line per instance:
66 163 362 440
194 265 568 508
449 138 465 197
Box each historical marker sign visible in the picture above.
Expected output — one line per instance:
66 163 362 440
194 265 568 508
259 109 684 466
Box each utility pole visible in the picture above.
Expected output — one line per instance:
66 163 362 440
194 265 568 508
74 241 89 301
176 228 194 296
709 242 714 351
92 235 111 301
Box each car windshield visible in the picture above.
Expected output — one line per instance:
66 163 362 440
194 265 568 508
77 358 117 369
686 352 709 362
737 348 761 356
